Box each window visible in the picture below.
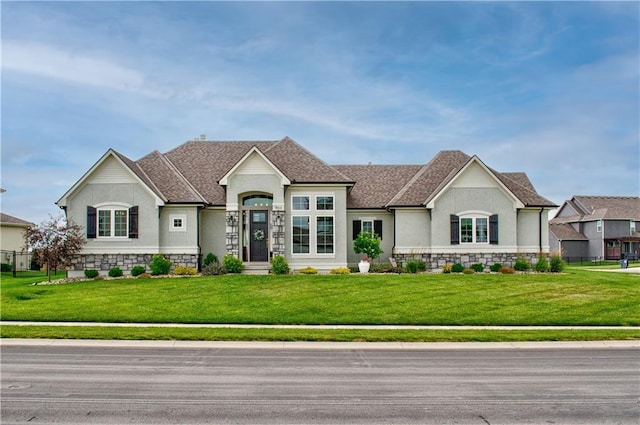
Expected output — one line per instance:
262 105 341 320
452 215 495 245
596 220 602 232
316 196 334 211
292 216 310 253
362 220 373 233
317 217 334 254
98 208 127 238
352 220 383 240
170 214 186 232
292 196 309 210
631 221 636 234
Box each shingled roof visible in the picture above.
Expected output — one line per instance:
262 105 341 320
551 196 640 223
0 212 34 227
549 223 588 241
88 140 554 209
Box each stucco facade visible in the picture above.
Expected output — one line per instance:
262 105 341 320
57 138 556 276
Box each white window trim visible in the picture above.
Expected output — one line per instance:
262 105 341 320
460 215 489 245
170 214 187 232
315 195 335 211
631 221 636 234
316 215 335 255
596 220 602 233
97 207 129 239
290 194 336 256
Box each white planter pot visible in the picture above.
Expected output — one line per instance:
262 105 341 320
358 261 370 273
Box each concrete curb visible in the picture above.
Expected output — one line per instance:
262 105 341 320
1 338 638 350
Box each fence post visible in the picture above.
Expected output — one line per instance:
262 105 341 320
12 251 17 278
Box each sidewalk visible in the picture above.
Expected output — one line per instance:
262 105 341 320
2 321 639 330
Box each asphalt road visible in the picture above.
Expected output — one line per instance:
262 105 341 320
1 342 638 424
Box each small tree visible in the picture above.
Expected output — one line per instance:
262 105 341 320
24 214 86 282
353 231 383 262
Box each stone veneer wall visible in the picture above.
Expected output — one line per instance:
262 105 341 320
69 253 200 276
392 252 543 271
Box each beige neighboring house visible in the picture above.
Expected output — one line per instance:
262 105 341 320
1 212 34 269
57 136 557 276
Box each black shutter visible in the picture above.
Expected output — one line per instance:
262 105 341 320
450 214 459 245
87 206 96 239
128 206 139 239
374 220 383 240
352 220 361 240
489 214 499 245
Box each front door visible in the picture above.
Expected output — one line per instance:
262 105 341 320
249 210 269 262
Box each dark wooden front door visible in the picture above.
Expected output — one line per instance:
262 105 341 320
249 210 269 262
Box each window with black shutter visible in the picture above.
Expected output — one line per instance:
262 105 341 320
129 206 139 239
87 206 97 239
352 220 361 240
489 214 499 245
450 214 459 245
374 220 383 240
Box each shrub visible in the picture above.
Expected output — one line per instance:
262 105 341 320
202 262 226 276
330 267 351 274
270 255 290 275
353 231 383 262
1 263 13 272
500 266 515 274
223 254 244 274
470 263 485 273
535 256 549 273
84 269 99 279
108 267 123 278
451 263 464 273
405 260 427 274
490 263 502 273
514 258 531 272
131 266 146 277
202 253 218 268
149 255 172 275
299 266 318 275
463 268 475 274
550 252 565 273
442 264 453 274
174 265 198 276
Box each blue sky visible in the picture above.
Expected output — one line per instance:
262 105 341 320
1 1 638 223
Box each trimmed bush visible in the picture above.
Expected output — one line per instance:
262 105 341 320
535 256 549 273
550 252 565 273
108 267 123 278
223 255 244 274
174 265 198 276
405 260 427 274
149 255 172 275
353 231 383 262
451 263 464 273
514 258 531 272
442 264 453 274
330 267 351 274
202 261 226 276
470 263 484 273
1 263 13 272
490 263 502 273
299 267 318 275
131 266 146 277
84 269 99 279
270 255 290 275
463 268 475 274
202 253 218 268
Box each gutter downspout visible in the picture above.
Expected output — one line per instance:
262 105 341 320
539 208 544 254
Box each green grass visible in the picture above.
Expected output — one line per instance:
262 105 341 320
1 325 638 342
2 270 639 326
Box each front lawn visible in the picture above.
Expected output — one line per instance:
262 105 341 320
2 270 638 326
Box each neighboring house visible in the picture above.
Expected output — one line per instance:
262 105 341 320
549 195 640 261
1 212 34 270
56 137 556 276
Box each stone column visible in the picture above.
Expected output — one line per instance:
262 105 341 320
225 210 240 257
271 210 286 257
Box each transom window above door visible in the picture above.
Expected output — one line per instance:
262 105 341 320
243 194 273 207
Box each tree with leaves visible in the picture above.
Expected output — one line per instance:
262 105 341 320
24 214 86 281
353 231 383 262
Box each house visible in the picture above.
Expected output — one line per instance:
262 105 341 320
1 212 34 270
56 137 556 276
549 196 640 261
